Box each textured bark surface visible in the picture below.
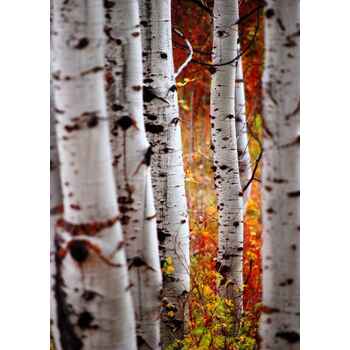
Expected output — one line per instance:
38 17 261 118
50 77 63 350
52 1 137 349
235 53 252 205
50 2 63 347
104 1 162 349
139 0 190 346
259 1 300 349
210 0 244 321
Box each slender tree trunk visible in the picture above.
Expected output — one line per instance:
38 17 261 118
210 0 243 322
235 52 252 205
52 1 137 349
104 1 162 349
139 0 190 346
50 2 63 347
259 1 300 349
50 77 63 350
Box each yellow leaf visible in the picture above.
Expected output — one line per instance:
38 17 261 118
167 311 175 318
166 265 175 274
176 78 196 88
203 285 213 297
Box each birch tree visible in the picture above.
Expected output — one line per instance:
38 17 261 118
259 0 300 349
50 78 63 350
50 1 63 345
51 1 137 349
210 0 243 324
104 1 162 348
139 0 190 346
235 53 252 205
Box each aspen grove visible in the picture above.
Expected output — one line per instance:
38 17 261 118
50 0 300 349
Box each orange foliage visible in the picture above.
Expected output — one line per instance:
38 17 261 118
172 0 264 347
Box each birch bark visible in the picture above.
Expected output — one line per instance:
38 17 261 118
139 0 190 346
210 0 243 321
259 1 300 349
50 2 63 347
52 1 137 349
50 77 63 350
235 53 252 205
104 1 162 349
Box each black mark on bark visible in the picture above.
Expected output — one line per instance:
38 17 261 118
111 103 123 111
87 115 98 128
104 0 115 9
70 240 89 263
117 116 134 130
82 290 100 302
54 239 83 350
277 18 286 31
287 191 300 198
275 331 300 343
145 123 164 134
265 8 275 19
74 38 89 50
78 311 98 330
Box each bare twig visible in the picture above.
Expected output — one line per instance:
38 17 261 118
242 149 262 194
190 7 261 68
241 124 263 194
185 0 212 15
185 0 264 23
173 28 194 79
174 40 210 57
233 3 264 26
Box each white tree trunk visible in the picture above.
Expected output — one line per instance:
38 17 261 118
210 0 243 320
50 2 63 347
235 53 252 204
104 1 162 349
139 0 190 346
52 1 137 349
50 77 63 350
259 1 300 349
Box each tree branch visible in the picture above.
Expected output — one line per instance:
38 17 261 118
173 28 194 79
241 124 263 194
234 3 264 26
190 7 261 68
173 40 210 57
185 0 264 23
185 0 212 15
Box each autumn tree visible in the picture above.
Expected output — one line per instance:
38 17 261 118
49 0 300 348
259 0 300 349
210 0 244 325
139 0 190 346
104 0 162 348
51 0 137 348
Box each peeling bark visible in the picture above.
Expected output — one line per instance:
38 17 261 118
139 0 190 346
210 0 243 325
259 1 300 349
104 1 162 349
52 1 137 349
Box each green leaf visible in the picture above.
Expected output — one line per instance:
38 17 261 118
192 326 207 336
